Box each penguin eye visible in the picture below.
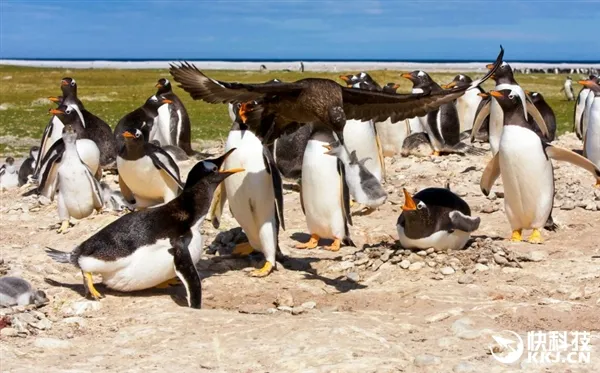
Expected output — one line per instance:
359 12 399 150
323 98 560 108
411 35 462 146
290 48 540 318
135 131 141 138
212 165 218 172
65 107 72 114
70 81 76 86
417 202 426 210
508 94 515 99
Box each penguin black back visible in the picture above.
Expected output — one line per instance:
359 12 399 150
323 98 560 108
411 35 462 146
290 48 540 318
526 91 556 142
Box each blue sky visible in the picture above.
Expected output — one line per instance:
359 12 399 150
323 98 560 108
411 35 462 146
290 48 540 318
1 0 598 61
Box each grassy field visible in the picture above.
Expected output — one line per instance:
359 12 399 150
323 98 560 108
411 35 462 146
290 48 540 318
0 65 583 156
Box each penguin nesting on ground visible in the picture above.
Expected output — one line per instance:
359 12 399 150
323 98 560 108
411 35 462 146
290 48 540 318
18 146 40 186
402 70 485 156
525 91 557 142
0 157 18 190
442 74 486 137
210 103 285 277
117 127 183 209
45 125 104 233
0 277 48 307
152 78 194 155
574 75 598 139
296 129 354 252
561 76 575 101
480 89 600 244
580 76 600 140
471 62 548 155
401 132 434 157
46 151 242 301
579 79 600 170
114 95 170 151
396 187 480 251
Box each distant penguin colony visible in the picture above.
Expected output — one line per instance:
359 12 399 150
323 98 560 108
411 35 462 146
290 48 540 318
2 46 600 312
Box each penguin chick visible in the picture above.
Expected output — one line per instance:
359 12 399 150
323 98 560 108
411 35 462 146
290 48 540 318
0 157 18 190
18 146 40 186
0 277 48 308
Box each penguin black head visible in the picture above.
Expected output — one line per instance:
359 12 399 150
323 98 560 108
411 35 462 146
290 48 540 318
29 146 40 159
155 78 172 95
5 156 15 166
401 71 435 92
401 188 431 221
49 104 81 125
32 290 49 307
143 95 172 117
442 74 473 89
60 77 77 96
487 61 514 83
339 73 359 87
183 148 244 190
485 89 524 112
339 72 378 88
383 82 400 93
122 127 145 144
579 78 600 94
525 90 545 104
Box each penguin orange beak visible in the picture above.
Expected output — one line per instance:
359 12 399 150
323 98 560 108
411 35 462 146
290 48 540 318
122 131 136 139
578 80 593 87
61 80 69 86
401 73 413 80
402 189 417 211
238 102 254 123
220 168 245 175
339 75 351 82
489 90 504 98
390 83 400 90
478 92 489 98
322 144 333 151
442 81 457 89
48 96 61 103
48 108 63 115
162 99 173 104
155 83 163 88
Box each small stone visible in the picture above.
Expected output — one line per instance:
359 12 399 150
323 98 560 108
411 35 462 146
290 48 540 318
354 257 369 266
417 250 427 256
34 337 72 349
458 275 475 284
426 312 452 323
69 300 102 316
61 317 86 327
427 261 437 268
585 201 597 211
408 262 424 271
38 196 51 205
346 272 360 283
474 263 489 272
399 260 411 269
426 248 435 254
493 253 508 265
0 328 18 337
561 201 575 210
301 301 316 310
380 250 393 262
569 289 585 300
407 253 424 262
66 333 74 339
370 259 383 271
481 205 498 214
413 354 441 367
331 261 354 272
291 307 306 315
239 305 271 315
451 318 481 340
276 305 293 313
30 317 52 330
274 292 294 307
440 267 455 275
453 362 476 373
432 273 444 280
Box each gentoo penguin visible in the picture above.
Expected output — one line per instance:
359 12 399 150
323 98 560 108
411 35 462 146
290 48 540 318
117 127 183 208
168 234 202 308
0 277 48 308
574 75 597 139
442 74 485 134
152 78 194 155
561 76 575 101
18 146 40 186
396 187 480 251
324 140 387 210
114 95 170 151
525 91 557 142
471 62 548 155
46 150 242 299
401 132 434 157
480 90 600 244
471 95 491 142
579 79 600 170
44 125 104 233
580 76 600 139
339 72 381 90
269 123 313 181
296 129 354 251
215 102 285 277
402 70 484 156
0 157 18 190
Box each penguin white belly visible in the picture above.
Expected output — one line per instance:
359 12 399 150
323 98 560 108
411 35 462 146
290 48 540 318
343 119 382 181
585 99 600 168
301 136 346 240
499 126 554 230
75 139 100 175
79 218 204 292
582 93 595 138
176 109 182 145
575 89 590 137
375 118 409 157
118 156 168 202
397 225 470 251
152 104 173 146
457 90 482 132
224 130 277 257
408 117 424 133
489 99 504 154
45 117 65 158
57 159 96 219
0 170 18 190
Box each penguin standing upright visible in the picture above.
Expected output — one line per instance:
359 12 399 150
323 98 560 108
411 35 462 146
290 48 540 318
580 76 600 139
269 123 314 181
480 89 600 244
46 151 242 301
579 79 600 169
214 103 285 277
45 125 104 233
574 75 597 139
296 129 354 251
525 91 557 142
442 74 485 135
561 76 575 101
117 128 183 208
0 157 18 190
114 95 170 151
153 78 194 155
18 146 40 186
397 187 480 251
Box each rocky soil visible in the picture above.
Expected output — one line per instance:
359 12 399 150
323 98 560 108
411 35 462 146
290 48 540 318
1 133 599 372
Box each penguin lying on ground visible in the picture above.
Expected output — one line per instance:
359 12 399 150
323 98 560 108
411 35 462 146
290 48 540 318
401 132 434 157
18 146 40 186
117 128 183 208
397 187 480 251
0 157 18 190
480 89 600 244
153 78 195 155
579 79 600 169
0 277 48 308
525 91 556 142
46 150 242 301
296 129 354 251
43 125 104 233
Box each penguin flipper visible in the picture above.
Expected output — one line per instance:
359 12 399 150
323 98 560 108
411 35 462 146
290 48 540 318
480 153 500 196
470 98 491 143
208 183 227 229
118 175 135 204
338 159 353 227
84 165 105 210
544 144 600 180
449 211 481 233
39 151 63 199
526 101 550 140
149 147 184 190
36 119 54 175
168 233 202 309
263 146 285 231
0 165 4 177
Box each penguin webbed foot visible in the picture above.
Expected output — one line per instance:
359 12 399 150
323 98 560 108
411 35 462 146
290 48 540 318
57 220 71 234
527 229 543 244
510 230 522 242
295 234 319 249
83 272 104 300
249 261 273 277
324 239 341 252
155 277 182 289
232 242 254 257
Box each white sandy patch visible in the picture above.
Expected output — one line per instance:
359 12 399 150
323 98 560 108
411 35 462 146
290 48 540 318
79 95 114 102
30 98 51 107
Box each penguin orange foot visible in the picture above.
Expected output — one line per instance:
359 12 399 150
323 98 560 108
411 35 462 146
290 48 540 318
83 272 104 300
250 261 273 277
296 234 319 249
528 229 543 244
155 277 182 289
510 230 522 242
432 151 441 156
324 239 341 252
232 242 254 256
57 220 71 234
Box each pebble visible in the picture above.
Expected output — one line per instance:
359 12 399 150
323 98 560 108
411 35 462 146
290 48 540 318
493 253 508 265
408 262 424 271
426 311 452 323
380 250 393 262
426 248 435 254
561 201 575 210
66 300 102 316
34 337 72 349
276 305 293 313
291 307 306 315
440 267 455 275
370 259 383 271
38 196 51 205
346 272 360 283
417 250 427 256
275 292 294 307
427 261 437 268
333 261 355 272
0 327 18 337
451 318 481 340
399 260 411 269
481 205 498 214
301 301 316 310
413 354 441 367
458 275 475 284
474 264 489 272
453 362 476 373
354 257 369 266
61 317 87 327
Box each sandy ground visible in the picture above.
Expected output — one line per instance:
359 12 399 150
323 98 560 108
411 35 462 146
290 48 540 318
1 133 599 373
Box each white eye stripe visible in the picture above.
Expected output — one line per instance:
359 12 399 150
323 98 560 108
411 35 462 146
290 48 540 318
417 71 426 77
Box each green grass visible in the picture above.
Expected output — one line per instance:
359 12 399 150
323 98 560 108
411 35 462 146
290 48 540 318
0 65 584 157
